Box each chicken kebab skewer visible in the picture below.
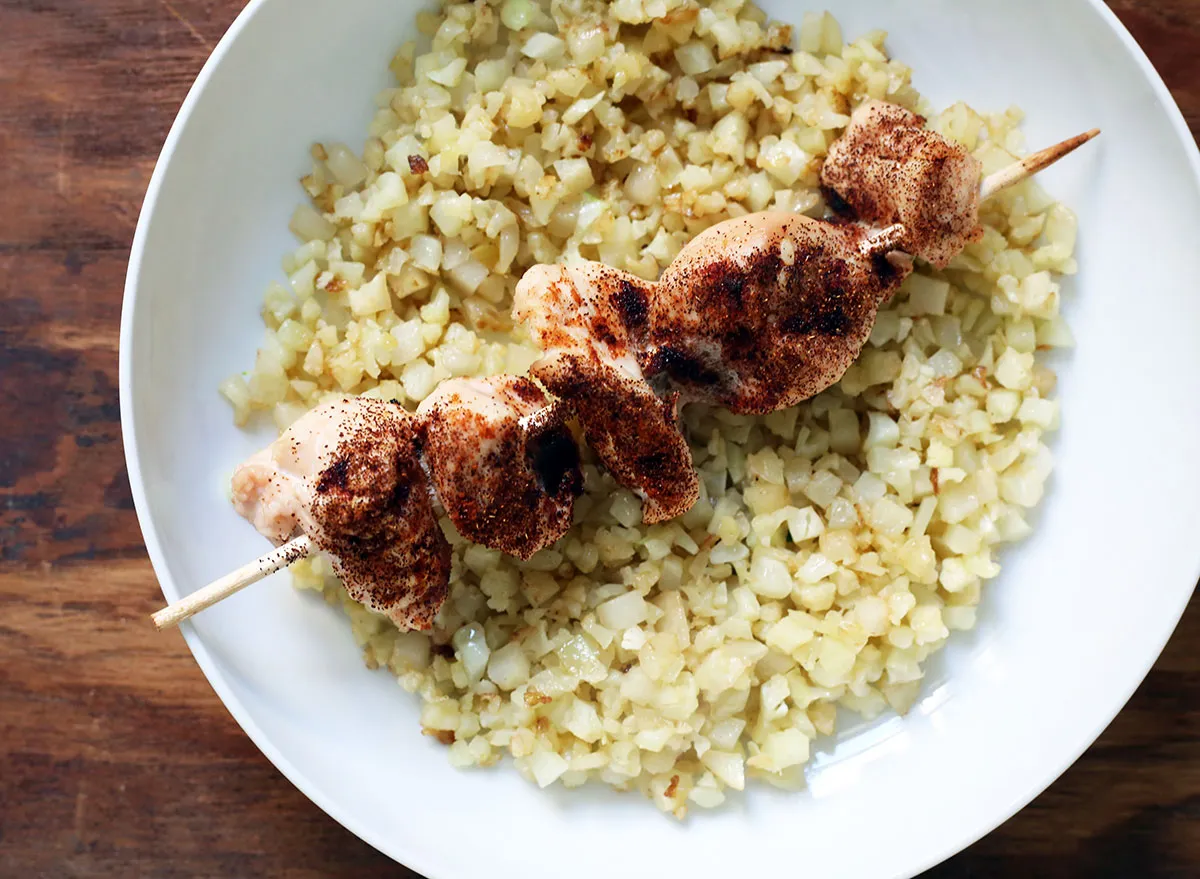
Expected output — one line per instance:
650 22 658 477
152 102 1098 631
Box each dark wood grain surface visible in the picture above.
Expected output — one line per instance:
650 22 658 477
1 1 1196 876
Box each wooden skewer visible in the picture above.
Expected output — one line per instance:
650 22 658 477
151 535 314 630
980 128 1100 201
859 222 907 256
151 126 1101 632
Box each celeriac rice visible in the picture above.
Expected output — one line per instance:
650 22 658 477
220 0 1076 816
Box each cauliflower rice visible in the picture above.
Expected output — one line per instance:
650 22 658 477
220 0 1077 816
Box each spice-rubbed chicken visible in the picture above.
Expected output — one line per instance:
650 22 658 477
198 101 1097 634
231 397 451 630
513 262 700 524
642 212 912 414
417 375 582 559
820 100 984 269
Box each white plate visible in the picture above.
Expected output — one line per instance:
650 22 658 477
120 1 1200 876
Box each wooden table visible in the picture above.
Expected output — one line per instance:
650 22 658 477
2 1 1197 875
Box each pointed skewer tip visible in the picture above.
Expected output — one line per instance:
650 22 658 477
151 534 314 630
980 128 1100 201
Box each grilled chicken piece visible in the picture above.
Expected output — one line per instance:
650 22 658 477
417 375 582 559
820 100 984 269
513 262 700 524
231 397 450 630
642 211 912 415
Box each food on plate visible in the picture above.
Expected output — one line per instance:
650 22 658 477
217 1 1088 815
221 119 1080 628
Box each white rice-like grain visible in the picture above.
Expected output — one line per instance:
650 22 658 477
222 0 1076 817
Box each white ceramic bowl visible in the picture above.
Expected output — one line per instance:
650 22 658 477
120 1 1200 876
